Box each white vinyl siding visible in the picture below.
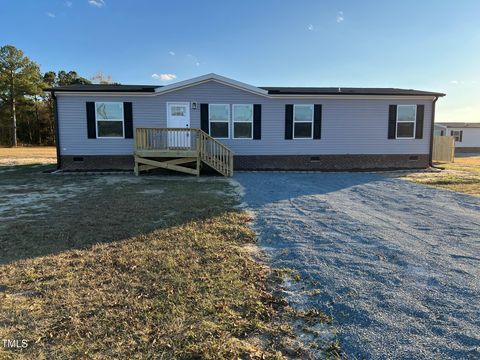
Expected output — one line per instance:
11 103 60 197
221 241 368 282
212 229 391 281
57 80 433 156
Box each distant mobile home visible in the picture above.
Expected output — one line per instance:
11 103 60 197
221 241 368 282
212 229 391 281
436 122 480 153
48 73 445 175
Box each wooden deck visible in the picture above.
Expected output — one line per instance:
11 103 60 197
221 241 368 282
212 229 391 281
134 128 234 176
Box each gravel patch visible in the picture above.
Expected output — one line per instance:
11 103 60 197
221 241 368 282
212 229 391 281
235 172 480 359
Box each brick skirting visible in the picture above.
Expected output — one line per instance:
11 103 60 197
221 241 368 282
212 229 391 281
61 155 134 171
455 147 480 154
61 154 429 171
233 154 429 171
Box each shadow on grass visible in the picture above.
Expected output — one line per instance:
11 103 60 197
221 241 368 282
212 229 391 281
0 164 236 265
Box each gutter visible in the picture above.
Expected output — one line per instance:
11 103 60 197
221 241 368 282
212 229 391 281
51 91 61 170
429 96 439 167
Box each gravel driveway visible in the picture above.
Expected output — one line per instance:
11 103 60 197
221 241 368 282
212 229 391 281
234 172 480 359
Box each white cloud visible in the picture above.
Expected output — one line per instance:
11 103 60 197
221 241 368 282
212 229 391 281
88 0 105 8
65 1 73 7
46 12 56 18
449 80 478 85
336 11 344 23
307 24 314 31
168 51 175 56
152 73 177 81
195 62 200 67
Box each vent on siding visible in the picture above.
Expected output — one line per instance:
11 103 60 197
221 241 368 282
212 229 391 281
73 157 84 162
409 156 419 161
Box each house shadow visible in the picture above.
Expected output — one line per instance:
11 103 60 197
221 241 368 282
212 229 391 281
0 164 236 266
234 171 388 208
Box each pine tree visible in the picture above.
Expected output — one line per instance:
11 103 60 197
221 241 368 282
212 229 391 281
0 45 41 146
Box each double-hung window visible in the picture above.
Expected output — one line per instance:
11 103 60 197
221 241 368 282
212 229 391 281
233 104 253 139
209 104 230 139
451 130 463 142
293 104 314 139
95 102 124 138
396 105 416 139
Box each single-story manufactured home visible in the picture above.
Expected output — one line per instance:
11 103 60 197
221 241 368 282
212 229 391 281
435 122 480 153
48 73 445 175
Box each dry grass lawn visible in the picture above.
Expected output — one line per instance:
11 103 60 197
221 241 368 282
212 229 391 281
0 165 322 359
398 155 480 196
0 146 56 165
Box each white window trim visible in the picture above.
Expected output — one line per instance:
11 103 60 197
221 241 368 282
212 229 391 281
232 104 253 140
95 102 125 139
451 130 463 142
293 104 314 139
395 104 417 140
208 104 230 139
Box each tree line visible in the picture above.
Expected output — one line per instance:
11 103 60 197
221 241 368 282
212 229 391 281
0 45 114 146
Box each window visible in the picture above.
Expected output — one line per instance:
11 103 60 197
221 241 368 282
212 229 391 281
233 104 253 139
171 105 186 117
209 104 230 138
451 130 463 142
95 102 124 138
294 104 313 139
396 105 416 139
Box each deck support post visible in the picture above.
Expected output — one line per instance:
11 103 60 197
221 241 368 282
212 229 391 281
134 160 139 176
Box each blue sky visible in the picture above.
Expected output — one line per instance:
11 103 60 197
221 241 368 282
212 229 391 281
1 0 479 122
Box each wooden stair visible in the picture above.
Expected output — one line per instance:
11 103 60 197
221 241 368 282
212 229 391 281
134 128 233 176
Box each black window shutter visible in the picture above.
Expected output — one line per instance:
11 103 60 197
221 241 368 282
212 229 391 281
200 103 209 134
313 104 322 139
124 102 133 138
285 104 293 140
388 105 397 139
460 131 463 142
253 104 262 140
86 102 96 139
415 105 424 139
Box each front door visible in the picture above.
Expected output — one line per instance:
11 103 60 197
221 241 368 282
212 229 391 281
167 102 190 148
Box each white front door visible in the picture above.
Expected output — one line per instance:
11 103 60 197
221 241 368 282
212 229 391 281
167 102 190 148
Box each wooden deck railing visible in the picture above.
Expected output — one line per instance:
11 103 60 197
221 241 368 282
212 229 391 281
199 131 234 176
134 128 234 176
135 127 198 152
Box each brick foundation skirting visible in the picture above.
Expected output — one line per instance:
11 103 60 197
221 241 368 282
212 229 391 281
455 147 480 154
61 155 134 171
233 154 429 171
61 154 429 172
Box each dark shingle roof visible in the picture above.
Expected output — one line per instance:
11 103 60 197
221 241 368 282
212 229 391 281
46 84 445 97
260 87 445 97
45 84 159 92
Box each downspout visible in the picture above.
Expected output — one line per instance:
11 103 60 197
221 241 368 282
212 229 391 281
428 96 439 167
52 91 61 170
